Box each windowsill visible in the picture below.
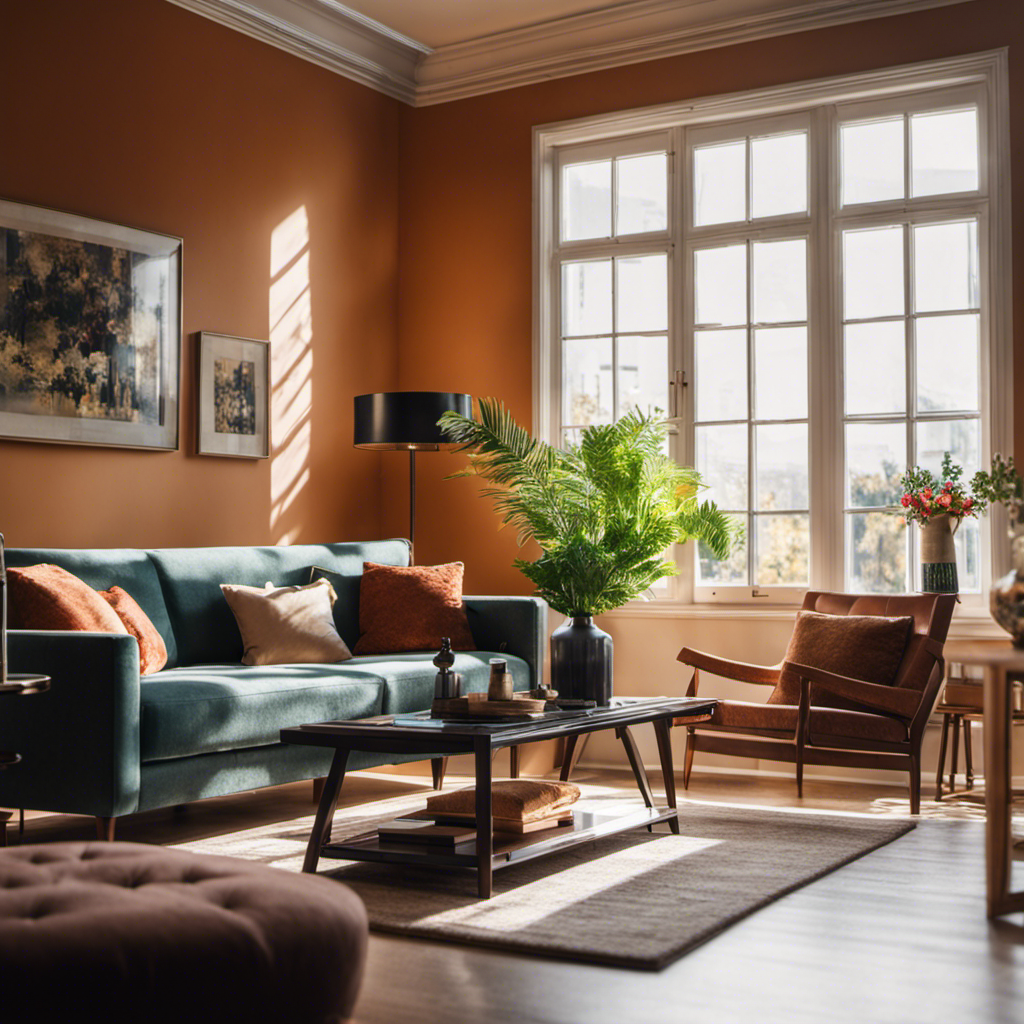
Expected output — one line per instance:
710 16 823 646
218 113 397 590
600 599 1007 640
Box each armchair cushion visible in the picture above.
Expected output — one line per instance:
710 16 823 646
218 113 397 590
770 611 913 712
709 700 908 743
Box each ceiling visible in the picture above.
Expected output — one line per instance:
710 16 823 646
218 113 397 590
166 0 975 106
342 0 623 50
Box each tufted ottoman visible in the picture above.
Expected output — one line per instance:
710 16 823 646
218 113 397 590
0 841 368 1023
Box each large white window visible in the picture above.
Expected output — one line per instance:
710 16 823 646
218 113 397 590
535 52 1011 606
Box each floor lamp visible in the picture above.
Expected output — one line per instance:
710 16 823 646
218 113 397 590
353 392 473 565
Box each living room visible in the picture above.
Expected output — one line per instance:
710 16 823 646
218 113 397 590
0 0 1021 1021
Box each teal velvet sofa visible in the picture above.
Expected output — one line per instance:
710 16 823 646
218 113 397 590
0 541 545 838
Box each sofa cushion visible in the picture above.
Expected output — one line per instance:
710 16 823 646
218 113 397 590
99 586 169 675
353 561 476 655
220 580 352 666
147 541 411 666
140 663 385 762
4 547 179 667
354 651 531 715
7 564 129 634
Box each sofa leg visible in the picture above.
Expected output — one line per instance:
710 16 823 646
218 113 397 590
96 817 116 841
312 777 326 804
431 758 448 791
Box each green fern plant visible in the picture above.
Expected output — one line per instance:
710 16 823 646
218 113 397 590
439 399 737 616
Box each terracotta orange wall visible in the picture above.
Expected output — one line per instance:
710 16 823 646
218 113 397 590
0 0 400 549
397 0 1023 595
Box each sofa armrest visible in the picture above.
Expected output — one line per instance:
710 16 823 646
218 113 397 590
0 631 142 818
464 596 547 687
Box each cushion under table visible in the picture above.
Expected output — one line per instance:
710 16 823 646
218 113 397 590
0 841 367 1024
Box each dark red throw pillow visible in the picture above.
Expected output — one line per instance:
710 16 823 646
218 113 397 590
98 586 169 676
353 561 475 655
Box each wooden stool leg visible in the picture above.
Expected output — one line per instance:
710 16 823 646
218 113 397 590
509 745 521 779
431 758 448 791
964 719 974 790
936 713 950 800
949 714 961 794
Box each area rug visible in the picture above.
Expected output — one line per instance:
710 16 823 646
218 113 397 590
173 787 913 970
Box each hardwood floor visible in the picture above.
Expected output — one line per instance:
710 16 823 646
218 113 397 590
9 769 1024 1024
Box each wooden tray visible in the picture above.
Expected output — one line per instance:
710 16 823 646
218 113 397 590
432 694 547 718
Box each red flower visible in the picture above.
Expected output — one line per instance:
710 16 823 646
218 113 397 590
922 488 933 500
938 493 953 508
921 508 931 517
963 498 973 510
944 481 953 490
901 494 911 507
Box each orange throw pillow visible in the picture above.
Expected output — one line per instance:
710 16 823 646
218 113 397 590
353 561 475 655
6 564 128 635
98 586 168 676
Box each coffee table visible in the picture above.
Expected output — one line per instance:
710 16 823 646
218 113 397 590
281 696 716 898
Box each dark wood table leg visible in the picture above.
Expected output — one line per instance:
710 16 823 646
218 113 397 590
302 747 350 874
431 757 448 790
950 713 961 794
935 712 950 800
964 719 974 789
653 717 680 834
509 745 521 779
474 737 494 899
617 726 655 809
559 733 588 782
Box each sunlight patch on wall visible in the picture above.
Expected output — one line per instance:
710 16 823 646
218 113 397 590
269 205 312 545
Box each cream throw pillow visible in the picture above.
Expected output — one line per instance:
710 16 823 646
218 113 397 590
220 578 353 666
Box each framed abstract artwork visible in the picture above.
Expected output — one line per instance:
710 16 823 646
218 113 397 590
0 197 181 450
196 332 270 459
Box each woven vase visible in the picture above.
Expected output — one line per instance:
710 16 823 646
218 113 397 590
919 513 958 594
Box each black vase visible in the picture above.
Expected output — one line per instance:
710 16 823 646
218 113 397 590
550 615 613 705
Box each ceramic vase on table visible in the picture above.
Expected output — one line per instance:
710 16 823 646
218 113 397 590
990 519 1024 646
550 614 613 705
919 513 959 594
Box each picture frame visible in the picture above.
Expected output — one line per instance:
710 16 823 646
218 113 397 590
0 197 181 450
196 332 270 459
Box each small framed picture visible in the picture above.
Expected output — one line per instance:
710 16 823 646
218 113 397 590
197 332 269 458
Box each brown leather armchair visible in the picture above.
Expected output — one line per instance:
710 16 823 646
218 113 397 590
675 592 956 813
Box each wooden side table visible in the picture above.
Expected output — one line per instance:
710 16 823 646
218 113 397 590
943 640 1024 918
0 674 50 846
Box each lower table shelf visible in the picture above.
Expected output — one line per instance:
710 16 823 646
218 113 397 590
321 805 676 872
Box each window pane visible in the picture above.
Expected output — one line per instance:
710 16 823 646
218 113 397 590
696 424 748 509
616 153 667 235
846 512 908 593
698 514 748 585
562 338 612 426
617 335 669 419
751 133 807 219
914 221 979 313
562 260 611 336
953 515 981 594
562 161 611 241
696 329 747 422
845 321 906 415
752 239 806 324
846 422 905 508
617 255 667 332
841 117 904 205
843 226 904 320
694 141 746 226
916 314 980 413
916 419 980 479
755 327 807 420
911 108 979 197
695 245 747 326
756 514 809 585
756 423 808 511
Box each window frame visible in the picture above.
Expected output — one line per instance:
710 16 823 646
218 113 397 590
533 50 1012 613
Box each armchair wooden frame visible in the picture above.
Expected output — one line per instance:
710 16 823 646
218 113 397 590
674 592 956 814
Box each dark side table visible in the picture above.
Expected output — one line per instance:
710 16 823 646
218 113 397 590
0 674 50 846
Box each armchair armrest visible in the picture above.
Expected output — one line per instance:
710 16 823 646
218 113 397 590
0 631 141 818
789 662 921 720
464 596 547 688
677 647 780 686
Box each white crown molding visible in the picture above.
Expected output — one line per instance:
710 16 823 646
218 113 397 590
165 0 976 107
164 0 428 104
415 0 977 106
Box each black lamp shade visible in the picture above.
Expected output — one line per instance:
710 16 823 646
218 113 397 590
353 392 473 451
